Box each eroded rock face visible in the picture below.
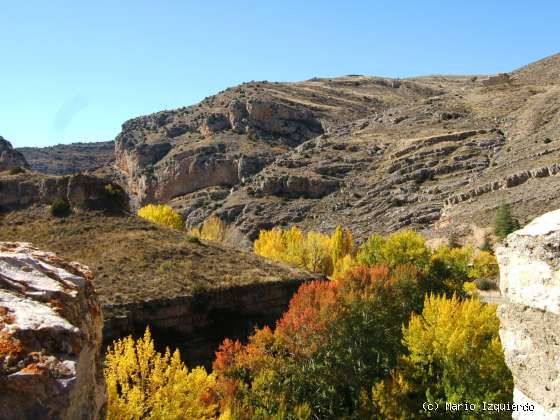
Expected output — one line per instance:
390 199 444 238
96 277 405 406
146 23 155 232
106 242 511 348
0 136 29 172
0 242 104 420
109 54 560 242
0 173 128 213
113 95 324 209
497 210 560 419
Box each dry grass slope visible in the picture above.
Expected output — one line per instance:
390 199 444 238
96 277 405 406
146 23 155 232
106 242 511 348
0 207 314 313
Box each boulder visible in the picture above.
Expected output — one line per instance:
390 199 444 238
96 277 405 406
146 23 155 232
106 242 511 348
497 209 560 419
0 136 29 172
0 242 105 419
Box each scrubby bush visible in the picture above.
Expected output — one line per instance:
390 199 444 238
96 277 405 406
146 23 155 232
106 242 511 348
189 216 251 248
50 197 71 217
8 166 26 175
99 183 126 212
474 277 496 291
186 235 201 244
138 204 183 230
104 328 218 420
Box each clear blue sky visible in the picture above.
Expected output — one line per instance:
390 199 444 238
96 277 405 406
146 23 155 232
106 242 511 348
1 1 558 147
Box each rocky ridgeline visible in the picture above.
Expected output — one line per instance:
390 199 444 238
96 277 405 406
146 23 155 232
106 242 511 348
445 162 560 205
17 141 115 176
0 172 127 213
497 210 560 419
0 136 29 172
0 242 104 419
106 54 560 242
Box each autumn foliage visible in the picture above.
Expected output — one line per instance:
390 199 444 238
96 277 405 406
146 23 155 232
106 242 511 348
372 295 513 418
104 328 218 419
104 225 507 419
138 204 183 230
254 225 353 276
189 216 228 242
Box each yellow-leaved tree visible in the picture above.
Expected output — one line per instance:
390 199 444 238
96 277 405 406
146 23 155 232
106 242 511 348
138 204 184 230
253 225 353 276
104 328 218 420
372 295 513 419
189 216 228 242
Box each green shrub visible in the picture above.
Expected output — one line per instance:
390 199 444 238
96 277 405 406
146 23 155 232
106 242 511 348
157 260 173 274
8 166 26 175
186 235 201 244
50 197 71 218
494 203 520 240
474 277 495 291
96 183 126 213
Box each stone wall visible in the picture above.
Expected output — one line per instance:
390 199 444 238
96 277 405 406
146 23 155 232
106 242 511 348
0 242 105 420
497 209 560 419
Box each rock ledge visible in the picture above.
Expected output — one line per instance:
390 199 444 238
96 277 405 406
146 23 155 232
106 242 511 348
0 242 104 420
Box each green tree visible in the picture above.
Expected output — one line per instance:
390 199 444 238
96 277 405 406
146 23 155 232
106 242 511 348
494 203 520 240
356 231 431 271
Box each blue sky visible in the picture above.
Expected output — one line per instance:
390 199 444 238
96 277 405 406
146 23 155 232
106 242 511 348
1 1 558 147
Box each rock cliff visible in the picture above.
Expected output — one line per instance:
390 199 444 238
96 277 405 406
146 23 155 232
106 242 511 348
0 136 29 172
0 172 127 214
497 209 560 419
18 141 115 175
107 53 560 243
0 242 104 420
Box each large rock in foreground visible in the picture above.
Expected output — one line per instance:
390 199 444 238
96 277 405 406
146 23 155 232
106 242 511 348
0 242 104 420
497 210 560 419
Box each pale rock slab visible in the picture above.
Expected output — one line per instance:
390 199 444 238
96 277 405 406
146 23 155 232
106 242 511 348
0 242 105 420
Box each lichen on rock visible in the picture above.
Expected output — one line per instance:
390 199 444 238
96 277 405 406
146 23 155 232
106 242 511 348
0 242 105 420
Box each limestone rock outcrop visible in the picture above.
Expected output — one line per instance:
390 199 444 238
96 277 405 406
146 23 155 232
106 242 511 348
114 95 324 209
106 54 560 243
0 172 128 213
0 242 105 420
497 209 560 419
0 136 29 172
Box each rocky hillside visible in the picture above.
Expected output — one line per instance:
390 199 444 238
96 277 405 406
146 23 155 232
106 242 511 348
109 53 560 243
18 141 114 175
497 209 560 418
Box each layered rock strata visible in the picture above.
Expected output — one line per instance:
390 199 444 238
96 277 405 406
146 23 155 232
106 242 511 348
0 242 105 420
